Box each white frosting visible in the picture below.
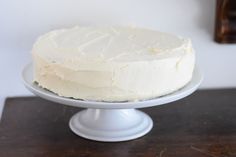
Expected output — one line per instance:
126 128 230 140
32 26 195 101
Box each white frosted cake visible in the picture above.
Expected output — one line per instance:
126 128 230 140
32 26 195 101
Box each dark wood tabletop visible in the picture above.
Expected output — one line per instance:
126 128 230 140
0 89 236 157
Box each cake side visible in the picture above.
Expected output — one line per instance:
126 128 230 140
32 26 195 101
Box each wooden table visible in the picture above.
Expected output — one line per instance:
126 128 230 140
0 89 236 157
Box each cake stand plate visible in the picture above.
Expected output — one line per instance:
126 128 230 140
22 64 202 142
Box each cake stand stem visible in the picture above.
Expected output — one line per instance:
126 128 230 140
69 108 153 142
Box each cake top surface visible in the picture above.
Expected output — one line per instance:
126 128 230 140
32 26 192 63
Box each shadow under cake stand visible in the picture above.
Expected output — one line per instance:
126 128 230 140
22 64 202 142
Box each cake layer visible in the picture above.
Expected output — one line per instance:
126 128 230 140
32 26 195 101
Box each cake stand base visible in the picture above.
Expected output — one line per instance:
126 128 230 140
69 109 153 142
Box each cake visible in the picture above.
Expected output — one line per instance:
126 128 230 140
32 26 195 101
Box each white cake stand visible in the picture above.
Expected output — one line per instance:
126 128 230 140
22 64 202 142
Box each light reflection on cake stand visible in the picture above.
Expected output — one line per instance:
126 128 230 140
22 64 202 142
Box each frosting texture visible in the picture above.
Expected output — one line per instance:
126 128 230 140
32 26 195 101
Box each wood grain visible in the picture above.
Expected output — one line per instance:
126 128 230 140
0 89 236 157
215 0 236 43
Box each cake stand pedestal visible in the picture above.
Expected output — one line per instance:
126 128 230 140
69 109 152 142
22 64 202 142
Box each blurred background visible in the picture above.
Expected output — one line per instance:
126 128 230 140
0 0 236 109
